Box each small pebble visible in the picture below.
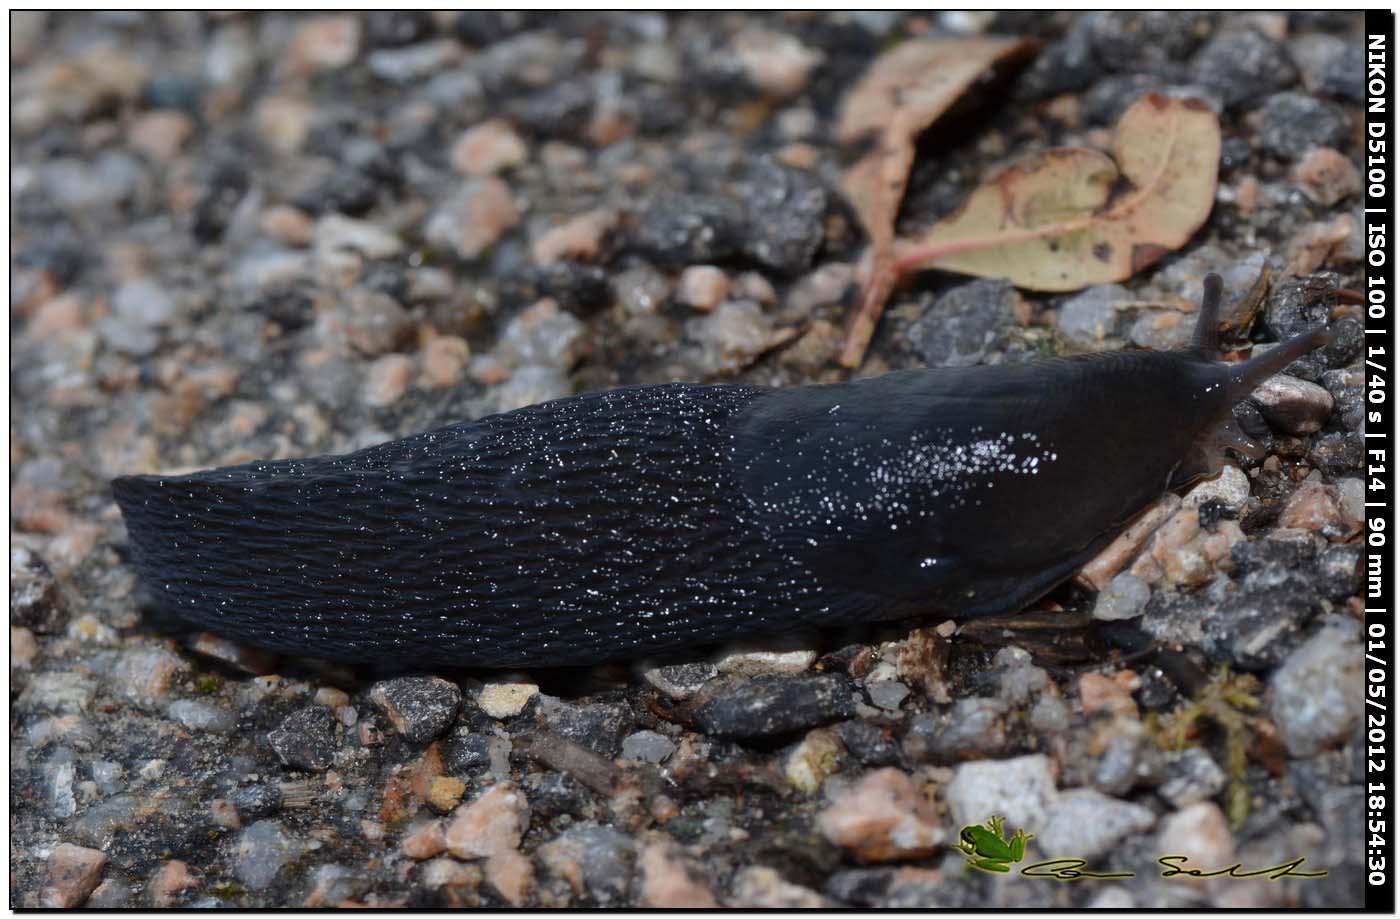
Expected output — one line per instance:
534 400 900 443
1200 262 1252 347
369 676 462 744
42 843 108 908
677 265 730 313
478 681 540 719
944 754 1058 835
268 707 337 772
1038 788 1157 859
816 768 944 862
451 119 529 176
620 730 676 764
1270 619 1363 757
1251 373 1334 434
444 782 530 860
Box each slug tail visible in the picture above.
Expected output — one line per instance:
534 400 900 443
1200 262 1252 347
1224 326 1333 401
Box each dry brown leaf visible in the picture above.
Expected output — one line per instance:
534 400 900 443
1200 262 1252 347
836 36 1038 147
837 36 1037 368
895 93 1221 291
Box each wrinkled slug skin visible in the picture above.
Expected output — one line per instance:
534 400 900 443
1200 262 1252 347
112 277 1327 668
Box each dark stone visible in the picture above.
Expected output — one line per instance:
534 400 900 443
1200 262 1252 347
369 676 462 744
522 770 591 818
1315 43 1365 104
453 10 532 47
834 719 900 767
442 729 493 774
902 698 1008 763
691 674 855 739
907 279 1018 367
294 168 379 217
1197 499 1238 531
1256 92 1350 160
1014 19 1098 100
1132 665 1180 711
532 261 613 314
1232 536 1319 586
736 159 828 275
1082 74 1169 126
1192 29 1299 110
1201 586 1320 670
1318 544 1362 601
364 11 435 48
535 698 634 758
1321 369 1364 434
246 287 314 332
1219 136 1253 173
15 225 86 286
141 75 202 114
1265 275 1337 341
1230 402 1273 468
10 544 65 634
632 193 746 268
233 783 283 821
192 161 250 243
509 81 595 140
1309 431 1363 478
634 84 691 136
546 825 636 905
268 706 337 771
1086 11 1213 73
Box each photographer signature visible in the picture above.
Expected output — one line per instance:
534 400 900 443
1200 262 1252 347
957 817 1328 881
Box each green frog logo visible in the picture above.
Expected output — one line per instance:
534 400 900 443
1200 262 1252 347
954 816 1033 873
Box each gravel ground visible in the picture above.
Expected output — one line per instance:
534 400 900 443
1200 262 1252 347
10 11 1367 908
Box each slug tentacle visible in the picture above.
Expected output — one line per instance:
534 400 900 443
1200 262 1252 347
1191 272 1224 355
1223 325 1334 402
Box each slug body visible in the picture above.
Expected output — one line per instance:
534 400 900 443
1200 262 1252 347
113 277 1329 667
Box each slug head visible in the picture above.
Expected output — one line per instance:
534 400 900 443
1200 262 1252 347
1170 272 1333 488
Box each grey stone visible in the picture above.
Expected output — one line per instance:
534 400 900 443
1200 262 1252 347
1038 788 1157 858
535 697 634 757
369 676 461 744
903 698 1008 763
268 706 337 771
1250 374 1334 435
10 544 65 634
945 754 1058 834
619 729 675 764
1271 618 1364 757
641 662 718 700
1057 284 1133 349
908 279 1018 367
233 820 302 891
865 680 910 712
691 674 855 739
497 302 588 370
443 730 494 773
1158 748 1227 807
1094 571 1152 621
993 646 1052 706
113 277 178 326
166 699 238 734
1192 29 1298 110
1264 275 1336 342
522 770 592 818
737 158 827 275
633 193 745 268
1256 92 1350 160
834 719 900 767
541 824 636 905
233 783 282 822
18 671 97 713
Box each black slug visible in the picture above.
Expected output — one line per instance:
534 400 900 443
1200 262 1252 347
113 275 1330 668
